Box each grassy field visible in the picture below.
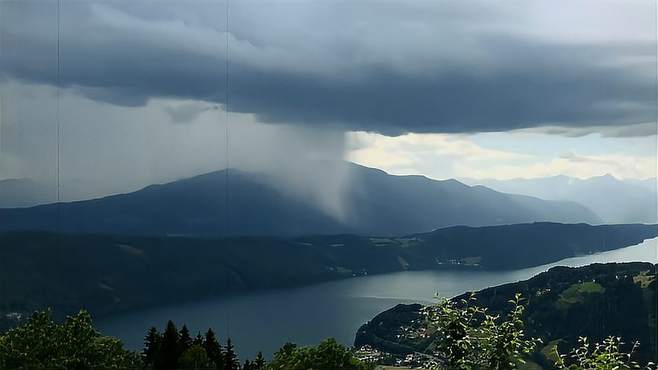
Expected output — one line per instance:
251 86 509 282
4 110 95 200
555 281 605 311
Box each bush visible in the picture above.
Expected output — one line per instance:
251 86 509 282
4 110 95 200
554 336 656 370
0 310 140 370
267 338 375 370
179 344 214 369
426 293 541 370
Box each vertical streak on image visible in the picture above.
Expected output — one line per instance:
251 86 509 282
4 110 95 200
225 0 230 238
0 1 3 164
56 0 62 232
225 0 232 339
654 0 658 359
649 14 658 357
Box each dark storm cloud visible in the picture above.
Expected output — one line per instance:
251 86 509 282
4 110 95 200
0 0 655 135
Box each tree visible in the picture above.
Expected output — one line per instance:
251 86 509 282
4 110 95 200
203 328 223 369
143 326 162 368
193 332 204 347
272 342 297 363
179 325 193 355
156 320 180 370
0 309 140 370
224 338 239 370
254 351 266 369
267 338 374 370
426 293 540 370
482 294 541 370
554 336 648 370
243 359 253 370
180 344 214 369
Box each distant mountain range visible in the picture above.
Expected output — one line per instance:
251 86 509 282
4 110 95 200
461 174 657 224
355 262 658 366
0 163 600 237
0 223 655 328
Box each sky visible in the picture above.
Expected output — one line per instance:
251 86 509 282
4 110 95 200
0 0 656 201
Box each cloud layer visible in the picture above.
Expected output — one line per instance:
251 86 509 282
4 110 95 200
1 0 655 135
348 131 656 180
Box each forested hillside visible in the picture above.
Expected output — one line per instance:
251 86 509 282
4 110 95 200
1 223 655 331
355 262 658 367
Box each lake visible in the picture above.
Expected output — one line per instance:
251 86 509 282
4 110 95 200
97 238 658 358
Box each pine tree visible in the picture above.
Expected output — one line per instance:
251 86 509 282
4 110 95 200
143 326 161 368
203 328 223 369
223 338 239 370
179 325 193 355
254 351 265 369
157 320 180 370
243 359 253 370
193 332 204 347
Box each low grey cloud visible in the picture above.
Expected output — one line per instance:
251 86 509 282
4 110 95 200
0 0 655 136
164 102 220 124
517 122 657 138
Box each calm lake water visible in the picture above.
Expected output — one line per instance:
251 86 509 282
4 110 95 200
97 238 658 358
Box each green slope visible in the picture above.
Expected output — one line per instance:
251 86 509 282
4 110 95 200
355 262 657 366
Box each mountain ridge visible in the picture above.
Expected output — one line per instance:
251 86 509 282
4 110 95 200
0 162 600 237
461 174 657 224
